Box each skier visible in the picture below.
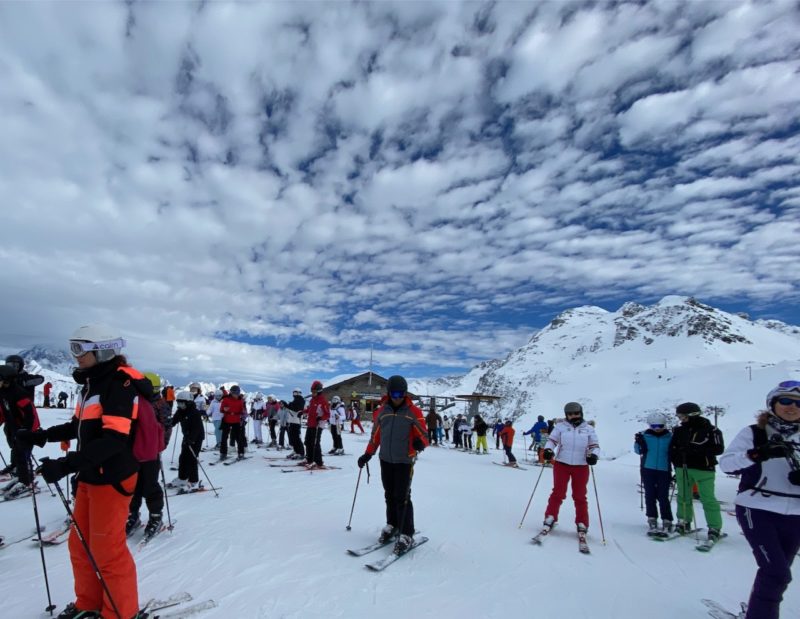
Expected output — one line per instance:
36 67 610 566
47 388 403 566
286 388 305 459
170 390 204 492
719 381 800 619
303 381 329 468
492 418 504 450
2 355 43 477
43 381 53 408
453 414 464 448
460 416 474 451
669 402 724 541
265 395 279 447
425 407 441 446
442 415 452 442
0 364 40 500
357 375 428 554
250 393 265 445
220 385 247 461
473 414 489 454
350 401 365 434
277 400 288 449
541 402 600 536
208 389 224 449
126 372 172 537
328 395 346 455
499 419 517 465
189 382 206 425
523 415 548 450
16 325 145 619
57 391 69 408
633 412 674 534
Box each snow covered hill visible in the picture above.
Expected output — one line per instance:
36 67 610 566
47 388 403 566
424 296 800 457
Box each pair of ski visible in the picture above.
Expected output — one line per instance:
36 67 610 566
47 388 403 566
135 520 177 551
279 465 341 473
531 526 590 554
140 591 216 618
492 462 528 470
648 528 727 551
347 536 429 571
32 523 71 546
208 456 251 466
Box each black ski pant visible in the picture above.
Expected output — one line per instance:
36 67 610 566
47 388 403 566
380 460 415 536
642 468 673 521
129 459 164 517
278 425 287 447
14 447 33 486
268 419 278 442
330 425 343 450
178 439 203 483
221 422 245 458
304 426 323 466
427 429 438 445
288 424 303 456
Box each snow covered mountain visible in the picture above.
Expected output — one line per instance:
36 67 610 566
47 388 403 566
18 345 74 377
427 296 800 457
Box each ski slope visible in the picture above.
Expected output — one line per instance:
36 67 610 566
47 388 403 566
1 408 797 619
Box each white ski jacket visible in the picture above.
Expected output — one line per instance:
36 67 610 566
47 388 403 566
545 420 600 466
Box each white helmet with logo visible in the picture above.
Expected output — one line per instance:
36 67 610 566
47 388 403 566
69 324 126 363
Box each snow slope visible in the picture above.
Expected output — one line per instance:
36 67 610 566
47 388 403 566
1 409 797 619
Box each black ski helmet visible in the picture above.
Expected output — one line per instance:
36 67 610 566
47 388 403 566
5 354 24 373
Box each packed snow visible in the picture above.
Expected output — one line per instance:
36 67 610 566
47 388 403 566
2 407 799 619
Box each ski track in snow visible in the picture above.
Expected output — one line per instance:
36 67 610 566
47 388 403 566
1 410 798 618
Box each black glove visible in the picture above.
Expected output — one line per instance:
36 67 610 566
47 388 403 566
586 453 598 466
38 457 73 484
788 470 800 486
357 453 372 469
634 433 646 448
543 449 554 462
412 438 426 453
16 429 47 450
748 443 790 463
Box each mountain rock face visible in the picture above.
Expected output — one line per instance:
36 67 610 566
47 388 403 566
432 296 800 456
19 345 74 376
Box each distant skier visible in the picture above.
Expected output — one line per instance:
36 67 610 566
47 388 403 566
350 401 365 434
328 396 346 455
357 375 428 554
0 364 40 499
473 414 489 454
250 393 265 445
425 408 442 446
541 402 600 536
442 415 452 442
169 390 204 492
286 388 305 459
523 415 548 450
669 402 724 542
220 385 247 461
265 395 280 447
57 391 69 408
499 419 517 465
719 381 800 619
492 418 504 450
633 412 674 534
208 389 224 449
304 381 330 468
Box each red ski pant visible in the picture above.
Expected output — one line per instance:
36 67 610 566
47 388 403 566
545 461 590 527
69 474 139 619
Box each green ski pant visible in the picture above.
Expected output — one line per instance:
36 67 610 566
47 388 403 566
675 467 722 530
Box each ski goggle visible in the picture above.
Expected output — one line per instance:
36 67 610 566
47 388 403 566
69 338 126 357
565 410 582 416
649 424 665 430
389 391 405 399
776 397 800 408
777 381 800 389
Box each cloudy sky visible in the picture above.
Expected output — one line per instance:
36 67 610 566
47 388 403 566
1 0 799 390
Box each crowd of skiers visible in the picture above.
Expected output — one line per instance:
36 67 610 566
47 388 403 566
1 326 799 619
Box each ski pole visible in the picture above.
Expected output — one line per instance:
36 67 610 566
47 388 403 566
170 423 181 465
187 444 220 498
345 467 363 531
28 457 56 616
639 458 644 512
158 459 175 532
518 462 546 528
590 465 606 544
0 449 8 468
51 479 123 619
31 454 56 497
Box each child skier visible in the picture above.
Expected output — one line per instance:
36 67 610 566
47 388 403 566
634 412 674 534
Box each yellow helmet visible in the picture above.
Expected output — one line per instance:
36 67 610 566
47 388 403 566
143 372 162 390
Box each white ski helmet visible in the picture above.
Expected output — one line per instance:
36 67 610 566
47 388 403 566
69 324 126 363
213 389 223 400
189 382 201 393
331 395 341 405
176 390 193 402
255 392 263 400
647 412 668 426
766 381 800 410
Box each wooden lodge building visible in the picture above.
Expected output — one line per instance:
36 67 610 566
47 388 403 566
319 372 416 415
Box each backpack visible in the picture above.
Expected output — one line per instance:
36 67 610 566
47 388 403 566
132 396 165 462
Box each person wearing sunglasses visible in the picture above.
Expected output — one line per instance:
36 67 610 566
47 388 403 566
15 324 150 619
719 381 800 619
634 412 674 535
540 402 601 537
668 402 725 542
357 375 428 555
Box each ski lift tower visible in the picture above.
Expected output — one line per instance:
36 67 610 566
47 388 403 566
454 393 502 421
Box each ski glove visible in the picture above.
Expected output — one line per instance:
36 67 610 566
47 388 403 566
789 470 800 486
543 449 554 462
586 453 598 466
38 457 74 484
357 453 372 469
412 438 426 453
15 429 47 450
747 443 789 463
634 433 646 449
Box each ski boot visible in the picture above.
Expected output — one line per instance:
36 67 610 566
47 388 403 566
707 527 721 542
57 602 100 618
126 513 142 537
674 520 691 535
661 520 673 534
542 515 556 532
393 534 413 555
378 525 397 544
144 512 163 538
647 517 658 532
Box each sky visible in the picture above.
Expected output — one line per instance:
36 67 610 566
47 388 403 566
1 0 799 390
